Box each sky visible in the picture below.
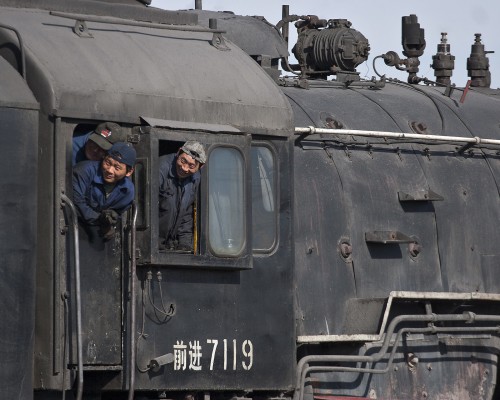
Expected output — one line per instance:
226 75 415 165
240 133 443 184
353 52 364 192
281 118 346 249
150 0 500 89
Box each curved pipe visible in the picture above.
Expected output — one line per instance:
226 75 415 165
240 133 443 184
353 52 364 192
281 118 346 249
61 194 83 400
294 312 500 400
0 23 26 79
276 6 304 76
128 203 138 400
302 325 500 376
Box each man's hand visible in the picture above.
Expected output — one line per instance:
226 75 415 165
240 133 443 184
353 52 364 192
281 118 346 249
98 209 119 240
99 209 119 226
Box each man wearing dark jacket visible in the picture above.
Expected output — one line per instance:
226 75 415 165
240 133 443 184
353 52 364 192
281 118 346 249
72 122 127 165
159 141 206 252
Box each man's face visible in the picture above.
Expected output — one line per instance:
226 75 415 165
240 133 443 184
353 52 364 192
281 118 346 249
85 140 106 161
101 156 133 184
176 152 200 179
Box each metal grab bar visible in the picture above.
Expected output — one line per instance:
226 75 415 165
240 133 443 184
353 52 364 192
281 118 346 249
61 194 83 400
50 11 225 34
128 203 138 400
295 126 500 147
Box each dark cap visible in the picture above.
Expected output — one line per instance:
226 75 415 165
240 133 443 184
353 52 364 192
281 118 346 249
108 142 136 167
88 122 127 151
180 140 206 164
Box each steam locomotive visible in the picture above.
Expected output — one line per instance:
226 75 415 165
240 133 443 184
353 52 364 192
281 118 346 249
1 1 500 399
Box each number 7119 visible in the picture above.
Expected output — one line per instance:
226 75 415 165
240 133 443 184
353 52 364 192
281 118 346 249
206 339 254 371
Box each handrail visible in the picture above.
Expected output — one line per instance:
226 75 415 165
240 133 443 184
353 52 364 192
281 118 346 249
50 11 225 34
128 203 138 400
61 194 83 400
294 312 500 400
295 126 500 148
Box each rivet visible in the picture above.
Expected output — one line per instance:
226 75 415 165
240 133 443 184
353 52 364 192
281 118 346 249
409 242 422 257
340 243 352 258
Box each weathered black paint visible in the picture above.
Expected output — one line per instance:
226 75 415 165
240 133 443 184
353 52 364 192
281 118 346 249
0 1 500 399
0 56 39 400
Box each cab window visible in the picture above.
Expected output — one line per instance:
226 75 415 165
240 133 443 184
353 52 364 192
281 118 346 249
208 147 245 256
251 145 277 252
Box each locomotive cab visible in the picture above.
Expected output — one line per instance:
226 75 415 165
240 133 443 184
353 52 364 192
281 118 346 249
51 110 295 396
0 1 295 397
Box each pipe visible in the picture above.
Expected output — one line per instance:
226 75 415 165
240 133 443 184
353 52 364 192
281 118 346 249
53 117 63 375
128 203 138 400
195 0 202 10
276 6 305 75
61 293 70 400
281 5 289 45
61 194 83 400
295 126 500 147
302 325 500 375
294 312 500 400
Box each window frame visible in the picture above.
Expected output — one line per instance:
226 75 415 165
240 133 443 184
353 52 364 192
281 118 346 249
134 126 253 270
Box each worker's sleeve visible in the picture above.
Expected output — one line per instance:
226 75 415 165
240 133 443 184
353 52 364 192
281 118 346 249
72 161 101 224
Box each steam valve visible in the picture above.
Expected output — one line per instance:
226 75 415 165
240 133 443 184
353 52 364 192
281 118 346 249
379 15 426 84
402 15 426 58
467 33 494 87
401 15 426 83
431 33 455 86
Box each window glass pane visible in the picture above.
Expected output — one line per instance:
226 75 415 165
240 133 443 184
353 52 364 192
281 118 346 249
251 146 276 251
132 160 146 229
208 147 245 256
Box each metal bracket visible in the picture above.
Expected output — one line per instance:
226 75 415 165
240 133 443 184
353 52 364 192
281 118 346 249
457 141 476 154
73 20 93 38
398 189 444 202
211 32 230 51
444 83 455 97
365 231 414 244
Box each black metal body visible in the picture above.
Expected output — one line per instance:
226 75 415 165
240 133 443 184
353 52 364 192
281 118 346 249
0 56 39 400
1 1 500 400
283 81 500 398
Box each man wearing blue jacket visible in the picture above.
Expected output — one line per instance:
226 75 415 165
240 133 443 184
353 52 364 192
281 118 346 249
73 142 136 240
158 141 206 252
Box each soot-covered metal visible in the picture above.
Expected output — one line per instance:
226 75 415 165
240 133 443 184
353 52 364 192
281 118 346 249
0 1 499 400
